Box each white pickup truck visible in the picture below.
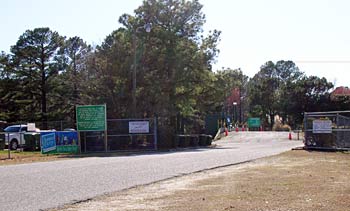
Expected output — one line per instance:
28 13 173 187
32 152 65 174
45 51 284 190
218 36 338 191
4 124 40 150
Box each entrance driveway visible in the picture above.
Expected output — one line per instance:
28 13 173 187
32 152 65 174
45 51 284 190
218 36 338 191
0 131 302 211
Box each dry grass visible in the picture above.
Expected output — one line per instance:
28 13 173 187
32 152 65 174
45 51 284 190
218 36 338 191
0 150 67 165
52 150 350 211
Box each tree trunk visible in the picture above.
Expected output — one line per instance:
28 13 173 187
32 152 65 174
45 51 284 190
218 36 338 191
41 51 48 129
167 39 177 141
41 71 48 129
270 113 274 130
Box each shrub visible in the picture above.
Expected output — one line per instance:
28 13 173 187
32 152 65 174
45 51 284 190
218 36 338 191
273 121 291 131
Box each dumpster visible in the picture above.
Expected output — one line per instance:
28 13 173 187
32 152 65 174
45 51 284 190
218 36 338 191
189 135 199 147
24 133 41 151
0 133 5 150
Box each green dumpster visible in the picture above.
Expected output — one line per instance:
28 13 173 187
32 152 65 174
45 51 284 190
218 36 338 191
24 133 40 151
0 133 5 150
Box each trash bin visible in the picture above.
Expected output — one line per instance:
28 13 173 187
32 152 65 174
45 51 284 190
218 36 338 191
189 135 199 147
24 133 40 151
199 134 207 146
0 133 5 150
178 135 190 148
206 135 213 146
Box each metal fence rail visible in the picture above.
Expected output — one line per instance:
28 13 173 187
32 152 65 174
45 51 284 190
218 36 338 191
304 111 350 150
0 121 75 131
1 117 158 153
0 132 9 159
0 132 24 159
80 118 157 152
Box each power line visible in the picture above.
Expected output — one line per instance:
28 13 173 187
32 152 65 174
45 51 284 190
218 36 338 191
295 60 350 64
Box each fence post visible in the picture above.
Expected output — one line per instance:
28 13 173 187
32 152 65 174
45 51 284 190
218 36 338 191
154 116 158 150
84 132 87 153
105 130 108 152
297 131 300 140
304 112 307 141
7 133 10 159
20 131 23 149
78 132 81 153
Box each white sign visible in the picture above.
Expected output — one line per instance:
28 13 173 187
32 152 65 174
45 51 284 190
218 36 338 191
129 121 150 134
27 123 36 132
313 120 332 133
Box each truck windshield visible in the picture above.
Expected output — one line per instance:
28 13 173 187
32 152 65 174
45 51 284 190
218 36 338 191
4 126 20 132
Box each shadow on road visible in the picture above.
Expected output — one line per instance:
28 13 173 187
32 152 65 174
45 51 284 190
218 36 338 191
58 145 220 159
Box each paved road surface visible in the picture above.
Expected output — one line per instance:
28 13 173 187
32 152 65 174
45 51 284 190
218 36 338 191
0 132 303 211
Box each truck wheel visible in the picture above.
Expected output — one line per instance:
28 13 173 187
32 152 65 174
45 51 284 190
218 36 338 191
10 139 18 150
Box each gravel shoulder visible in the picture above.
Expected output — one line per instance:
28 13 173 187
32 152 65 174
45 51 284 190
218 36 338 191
52 150 350 211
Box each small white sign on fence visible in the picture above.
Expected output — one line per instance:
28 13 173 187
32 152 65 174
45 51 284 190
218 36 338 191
129 121 150 134
27 123 36 132
313 120 332 133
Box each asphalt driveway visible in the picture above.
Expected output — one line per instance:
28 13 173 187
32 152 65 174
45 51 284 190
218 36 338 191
0 131 302 211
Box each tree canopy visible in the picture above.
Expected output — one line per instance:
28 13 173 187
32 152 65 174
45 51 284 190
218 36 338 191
0 0 343 135
248 60 334 128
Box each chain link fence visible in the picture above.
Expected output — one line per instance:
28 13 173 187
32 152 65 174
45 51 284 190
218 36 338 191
304 111 350 150
80 118 157 152
1 118 157 153
0 120 75 131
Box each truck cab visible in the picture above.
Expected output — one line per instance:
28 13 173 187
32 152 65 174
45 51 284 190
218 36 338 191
4 125 39 150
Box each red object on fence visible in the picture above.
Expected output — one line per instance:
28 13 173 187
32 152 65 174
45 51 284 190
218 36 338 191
235 127 239 132
289 132 292 140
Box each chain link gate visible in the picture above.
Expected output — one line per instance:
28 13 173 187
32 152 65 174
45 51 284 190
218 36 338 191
304 111 350 150
80 118 157 152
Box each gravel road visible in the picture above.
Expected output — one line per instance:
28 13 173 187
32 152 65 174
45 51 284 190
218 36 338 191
0 132 303 211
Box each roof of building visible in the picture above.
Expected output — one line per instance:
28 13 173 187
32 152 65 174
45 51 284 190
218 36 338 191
331 86 350 96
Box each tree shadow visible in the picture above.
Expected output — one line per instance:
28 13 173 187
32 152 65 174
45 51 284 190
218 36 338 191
58 145 225 159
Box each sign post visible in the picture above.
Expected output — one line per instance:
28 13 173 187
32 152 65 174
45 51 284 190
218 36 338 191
76 104 107 152
7 133 10 159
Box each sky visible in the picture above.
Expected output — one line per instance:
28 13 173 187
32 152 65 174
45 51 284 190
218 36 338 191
1 0 350 87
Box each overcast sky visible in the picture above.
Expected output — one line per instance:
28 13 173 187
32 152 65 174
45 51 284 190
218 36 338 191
1 0 350 87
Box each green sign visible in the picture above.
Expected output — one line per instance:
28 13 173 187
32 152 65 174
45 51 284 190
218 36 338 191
248 118 261 128
76 105 107 131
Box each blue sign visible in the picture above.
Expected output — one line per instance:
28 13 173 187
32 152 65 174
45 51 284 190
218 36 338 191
56 132 78 146
41 132 56 153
